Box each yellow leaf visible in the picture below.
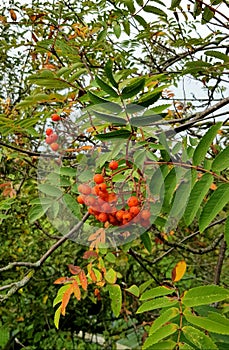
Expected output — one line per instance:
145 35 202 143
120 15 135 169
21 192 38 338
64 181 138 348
171 260 187 283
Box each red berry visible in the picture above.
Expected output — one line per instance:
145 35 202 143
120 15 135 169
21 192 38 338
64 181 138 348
98 183 107 192
45 133 58 144
98 212 108 223
77 195 85 204
127 196 139 207
78 184 91 195
51 113 61 122
50 143 59 151
130 206 140 217
109 160 119 170
46 128 53 136
93 174 104 184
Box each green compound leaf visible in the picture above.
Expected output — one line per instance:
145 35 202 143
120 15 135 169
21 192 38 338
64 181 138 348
212 146 229 172
184 309 229 335
170 0 182 10
108 284 122 317
92 110 126 125
62 194 81 219
137 296 178 313
125 285 140 297
87 91 122 113
95 129 131 141
183 173 213 226
199 183 229 232
130 113 163 126
28 204 51 223
193 122 222 166
182 325 218 349
143 324 178 349
149 307 180 335
140 286 175 301
143 6 167 17
54 305 61 329
104 59 118 88
95 76 119 97
121 77 145 99
38 184 63 197
182 285 229 307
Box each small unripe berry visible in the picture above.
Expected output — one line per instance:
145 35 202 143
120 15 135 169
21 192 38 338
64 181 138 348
51 113 61 122
109 160 119 170
50 143 59 151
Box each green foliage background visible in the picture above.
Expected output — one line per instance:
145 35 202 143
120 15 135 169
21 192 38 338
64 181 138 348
0 0 228 348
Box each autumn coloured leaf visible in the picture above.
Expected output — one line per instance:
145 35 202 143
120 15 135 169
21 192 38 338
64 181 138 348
68 264 81 275
87 262 97 282
171 260 187 282
53 277 72 284
83 250 98 260
61 284 74 316
79 270 88 291
72 279 81 301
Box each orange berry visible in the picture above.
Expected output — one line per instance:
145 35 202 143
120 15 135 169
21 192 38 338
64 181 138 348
46 128 53 136
45 133 58 144
123 211 132 222
77 195 85 204
127 196 139 207
98 190 108 200
88 207 99 215
107 192 117 203
98 212 108 222
78 184 91 195
108 214 118 226
130 206 140 217
93 174 104 184
50 143 59 151
51 113 61 122
102 202 112 213
86 196 96 206
140 209 151 220
98 183 107 192
93 185 100 195
116 210 125 222
109 160 119 170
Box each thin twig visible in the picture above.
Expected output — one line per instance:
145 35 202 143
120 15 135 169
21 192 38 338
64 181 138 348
214 238 227 285
0 213 89 301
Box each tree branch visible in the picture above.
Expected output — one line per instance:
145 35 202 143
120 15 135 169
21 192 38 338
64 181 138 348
213 238 227 285
0 212 89 302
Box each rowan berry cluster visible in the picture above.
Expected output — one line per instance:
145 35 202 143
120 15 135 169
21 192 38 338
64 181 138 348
45 114 61 152
77 161 151 228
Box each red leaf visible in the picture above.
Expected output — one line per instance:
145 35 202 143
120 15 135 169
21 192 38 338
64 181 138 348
72 280 81 300
83 250 98 260
68 264 81 275
61 285 73 316
53 277 72 284
79 270 88 291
